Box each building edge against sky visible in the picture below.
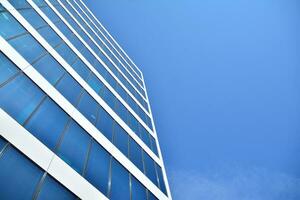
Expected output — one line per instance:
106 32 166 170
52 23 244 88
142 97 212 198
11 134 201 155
0 0 171 199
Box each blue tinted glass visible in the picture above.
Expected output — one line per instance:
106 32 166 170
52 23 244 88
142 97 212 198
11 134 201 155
96 107 113 140
57 121 90 174
55 43 77 64
25 98 69 150
0 136 7 151
9 0 31 9
87 73 104 93
33 54 64 85
150 136 159 157
0 75 44 124
18 7 46 28
0 53 19 85
131 175 147 200
0 11 26 39
40 6 60 22
140 125 151 148
85 140 110 195
32 0 47 6
37 174 77 200
157 165 167 195
9 34 46 63
115 101 128 123
110 159 130 200
101 86 115 109
129 139 144 172
0 146 43 200
77 92 98 124
56 74 82 105
113 123 128 156
93 61 108 78
144 153 159 186
148 191 158 200
71 59 90 80
38 26 62 47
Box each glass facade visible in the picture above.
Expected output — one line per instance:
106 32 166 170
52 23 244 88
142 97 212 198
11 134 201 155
0 0 169 199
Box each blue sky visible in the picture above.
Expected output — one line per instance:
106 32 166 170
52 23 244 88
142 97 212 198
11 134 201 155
85 0 300 199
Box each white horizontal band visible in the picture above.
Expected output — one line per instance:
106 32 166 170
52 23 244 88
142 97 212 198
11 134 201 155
0 109 108 200
0 35 167 199
54 0 147 102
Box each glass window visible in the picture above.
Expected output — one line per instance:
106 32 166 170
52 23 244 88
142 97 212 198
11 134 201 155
32 54 65 85
36 174 77 200
156 165 167 195
25 98 69 150
8 0 31 9
115 100 128 123
131 175 147 200
56 73 82 105
96 106 113 140
144 152 159 186
147 191 159 200
37 26 62 47
57 121 91 174
84 140 110 195
129 138 144 172
55 43 77 65
93 60 108 79
150 135 159 157
40 6 61 23
71 58 90 80
0 145 43 200
101 86 115 109
0 11 26 39
0 136 7 152
17 7 46 28
109 159 130 200
0 53 19 85
77 91 98 125
128 114 139 135
113 123 128 156
9 34 46 63
140 125 151 149
32 0 47 7
87 73 104 94
0 74 45 124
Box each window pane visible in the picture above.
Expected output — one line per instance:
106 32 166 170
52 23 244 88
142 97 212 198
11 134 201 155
71 58 90 80
144 152 159 186
140 125 151 149
148 191 158 200
150 135 159 157
87 73 104 94
109 159 130 200
38 26 62 47
0 145 43 200
32 54 65 85
0 11 26 39
0 136 8 152
25 98 69 150
17 7 46 28
37 174 77 200
129 138 144 172
9 34 46 63
113 123 128 156
85 140 110 195
157 165 167 195
131 175 147 200
0 53 19 85
77 91 98 124
96 107 113 140
0 74 44 124
56 73 82 105
55 43 77 65
57 121 91 174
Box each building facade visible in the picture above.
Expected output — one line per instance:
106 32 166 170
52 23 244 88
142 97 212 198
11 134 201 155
0 0 171 199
